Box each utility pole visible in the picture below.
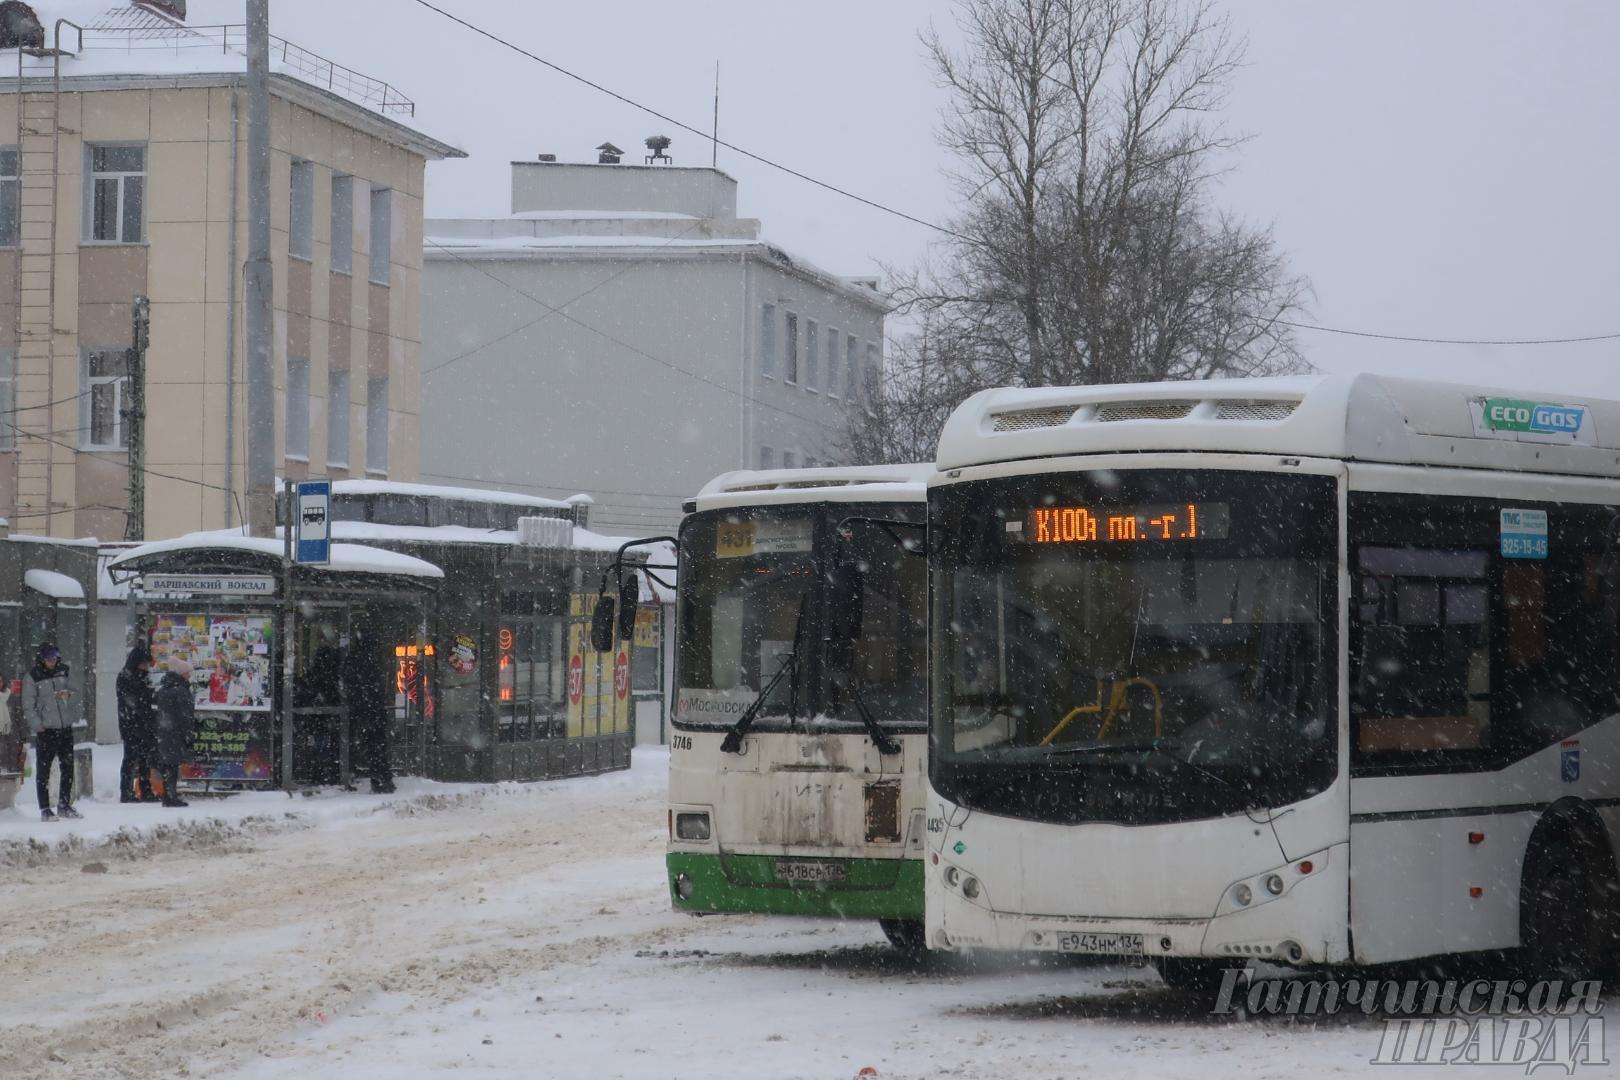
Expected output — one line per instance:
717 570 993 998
244 0 276 537
124 295 149 542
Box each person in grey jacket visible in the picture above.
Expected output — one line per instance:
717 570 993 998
25 644 78 821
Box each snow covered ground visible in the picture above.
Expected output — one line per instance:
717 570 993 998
1 748 1612 1079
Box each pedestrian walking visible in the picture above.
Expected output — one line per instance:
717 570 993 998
25 644 79 821
115 645 159 802
152 658 194 808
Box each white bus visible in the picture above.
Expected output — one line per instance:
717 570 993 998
924 374 1620 986
668 465 933 947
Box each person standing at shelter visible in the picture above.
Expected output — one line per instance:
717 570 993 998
343 628 395 794
152 659 194 808
25 644 79 821
116 645 159 802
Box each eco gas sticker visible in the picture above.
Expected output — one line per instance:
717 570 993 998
1469 397 1596 446
1499 508 1548 560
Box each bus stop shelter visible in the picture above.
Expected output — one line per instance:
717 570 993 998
105 531 442 791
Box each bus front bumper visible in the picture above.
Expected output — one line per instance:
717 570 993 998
927 841 1350 966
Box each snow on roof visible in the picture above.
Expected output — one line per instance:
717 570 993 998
508 210 701 221
934 372 1620 477
329 520 642 556
6 533 100 548
107 530 444 579
24 568 85 600
693 464 933 512
331 478 571 511
424 232 887 308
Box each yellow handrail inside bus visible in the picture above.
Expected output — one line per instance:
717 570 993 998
1040 677 1163 746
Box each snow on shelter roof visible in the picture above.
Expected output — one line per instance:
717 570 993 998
24 568 84 600
935 373 1620 478
106 530 444 579
693 464 933 512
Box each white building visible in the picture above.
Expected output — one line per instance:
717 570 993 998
420 152 887 536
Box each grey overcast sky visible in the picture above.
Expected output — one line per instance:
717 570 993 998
208 0 1619 397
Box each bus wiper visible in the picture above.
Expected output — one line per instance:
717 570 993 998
843 678 902 756
1047 741 1234 789
720 597 807 755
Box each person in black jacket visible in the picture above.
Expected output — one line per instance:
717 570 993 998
115 645 158 802
152 659 194 808
343 628 394 794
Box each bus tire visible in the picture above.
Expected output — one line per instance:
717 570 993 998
1519 811 1617 980
1154 957 1244 996
879 918 928 953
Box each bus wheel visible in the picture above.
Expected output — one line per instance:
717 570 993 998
879 918 928 953
1154 957 1244 996
1520 820 1614 979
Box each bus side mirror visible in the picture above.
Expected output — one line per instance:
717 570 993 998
590 593 616 652
616 575 639 642
826 559 864 640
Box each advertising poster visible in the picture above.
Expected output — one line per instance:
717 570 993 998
180 712 274 782
150 613 274 711
567 593 631 736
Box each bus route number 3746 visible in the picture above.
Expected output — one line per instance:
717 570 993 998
1056 932 1144 957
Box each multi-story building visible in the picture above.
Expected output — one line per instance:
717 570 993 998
421 150 887 536
0 1 461 541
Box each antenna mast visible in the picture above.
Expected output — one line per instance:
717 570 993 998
711 61 719 168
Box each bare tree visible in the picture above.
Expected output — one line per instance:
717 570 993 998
848 0 1309 464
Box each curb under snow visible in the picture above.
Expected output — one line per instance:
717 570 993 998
0 784 512 870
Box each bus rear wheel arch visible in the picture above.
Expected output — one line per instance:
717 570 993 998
879 918 928 953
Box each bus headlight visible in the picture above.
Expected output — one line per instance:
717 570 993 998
961 876 981 900
674 812 711 841
1231 883 1253 907
944 866 961 888
1264 873 1285 896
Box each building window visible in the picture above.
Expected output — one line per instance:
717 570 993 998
327 367 349 467
0 147 17 248
759 303 776 377
289 159 314 259
805 319 820 392
84 144 145 243
81 347 130 449
865 342 882 408
285 356 310 460
0 347 13 449
782 449 797 470
845 334 858 400
825 326 839 397
783 312 799 384
330 173 353 273
369 187 392 285
759 445 774 470
366 375 388 473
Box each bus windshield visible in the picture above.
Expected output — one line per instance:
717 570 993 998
931 468 1338 825
677 505 927 733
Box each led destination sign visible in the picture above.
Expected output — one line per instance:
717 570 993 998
1028 502 1230 544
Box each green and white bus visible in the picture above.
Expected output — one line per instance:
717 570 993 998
666 465 932 948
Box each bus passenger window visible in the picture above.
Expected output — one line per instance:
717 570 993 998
1352 546 1490 758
